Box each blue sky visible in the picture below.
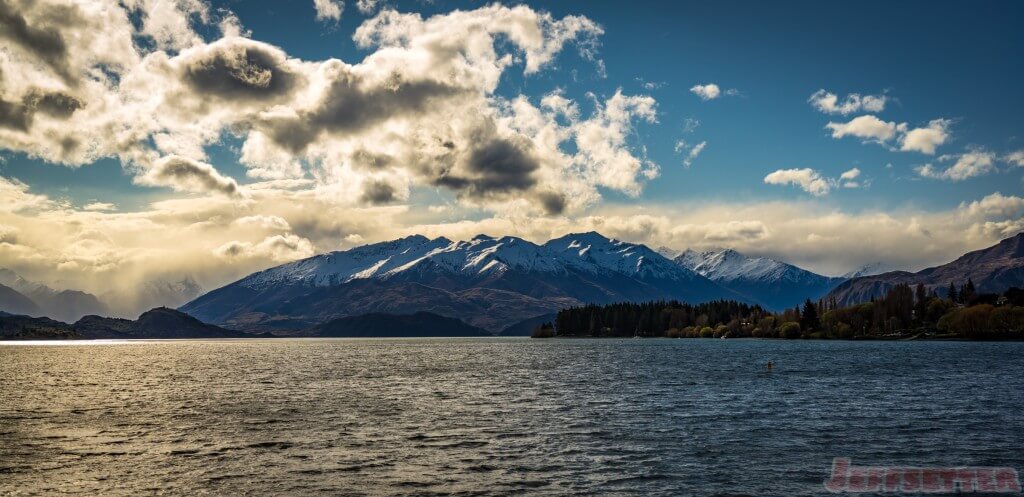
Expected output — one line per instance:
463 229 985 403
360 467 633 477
0 0 1022 295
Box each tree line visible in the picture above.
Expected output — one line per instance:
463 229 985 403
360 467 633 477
537 282 1024 340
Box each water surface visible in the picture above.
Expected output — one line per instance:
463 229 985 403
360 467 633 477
2 338 1022 495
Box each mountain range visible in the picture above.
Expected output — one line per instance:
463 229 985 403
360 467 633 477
827 232 1024 306
5 231 1023 339
0 269 108 322
181 232 744 332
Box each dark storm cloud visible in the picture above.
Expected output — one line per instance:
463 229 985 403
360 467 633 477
182 39 301 101
537 191 567 215
0 0 74 82
0 90 82 131
262 67 467 153
0 98 31 131
25 90 82 117
434 137 539 198
359 180 397 205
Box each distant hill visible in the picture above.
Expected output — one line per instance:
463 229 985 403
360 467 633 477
0 314 80 340
308 311 491 337
827 232 1024 306
498 313 557 336
0 283 40 316
673 249 844 310
75 307 250 339
181 232 743 332
1 307 249 340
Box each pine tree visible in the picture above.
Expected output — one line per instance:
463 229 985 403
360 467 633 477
915 283 928 323
800 299 820 332
963 279 977 304
948 282 958 303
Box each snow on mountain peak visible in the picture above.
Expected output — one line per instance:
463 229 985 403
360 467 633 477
675 247 811 283
239 231 707 289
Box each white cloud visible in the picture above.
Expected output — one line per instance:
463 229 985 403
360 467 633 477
690 83 720 100
808 89 887 115
355 0 379 14
1005 150 1024 167
83 202 117 212
960 192 1024 219
824 115 952 155
314 0 343 22
900 119 951 155
763 168 832 196
676 140 706 168
689 84 740 101
232 215 291 231
839 167 861 188
825 115 900 143
916 149 995 181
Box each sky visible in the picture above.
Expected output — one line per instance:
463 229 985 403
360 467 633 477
1 0 1023 303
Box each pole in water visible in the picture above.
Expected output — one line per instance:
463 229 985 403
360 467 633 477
766 361 774 370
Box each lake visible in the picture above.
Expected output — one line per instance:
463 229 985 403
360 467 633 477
1 338 1022 495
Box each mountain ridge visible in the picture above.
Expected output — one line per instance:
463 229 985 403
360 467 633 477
826 233 1024 306
672 248 845 310
181 232 744 331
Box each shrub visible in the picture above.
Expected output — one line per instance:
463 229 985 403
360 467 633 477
778 322 801 339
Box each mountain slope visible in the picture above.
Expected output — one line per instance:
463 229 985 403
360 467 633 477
0 283 40 316
308 311 491 337
0 314 80 340
827 232 1024 306
673 248 845 310
498 313 557 336
181 232 742 332
0 269 107 322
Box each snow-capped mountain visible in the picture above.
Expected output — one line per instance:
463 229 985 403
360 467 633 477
182 232 741 332
673 248 845 310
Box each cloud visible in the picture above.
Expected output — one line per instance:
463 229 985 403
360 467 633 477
763 168 832 196
960 192 1024 219
215 233 315 262
314 0 343 22
690 83 722 100
824 115 952 155
0 2 647 216
1004 150 1024 167
355 0 379 14
808 89 887 115
232 215 291 231
825 115 900 143
839 167 861 188
915 148 995 181
899 118 950 155
675 140 706 168
82 201 117 212
137 155 241 196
